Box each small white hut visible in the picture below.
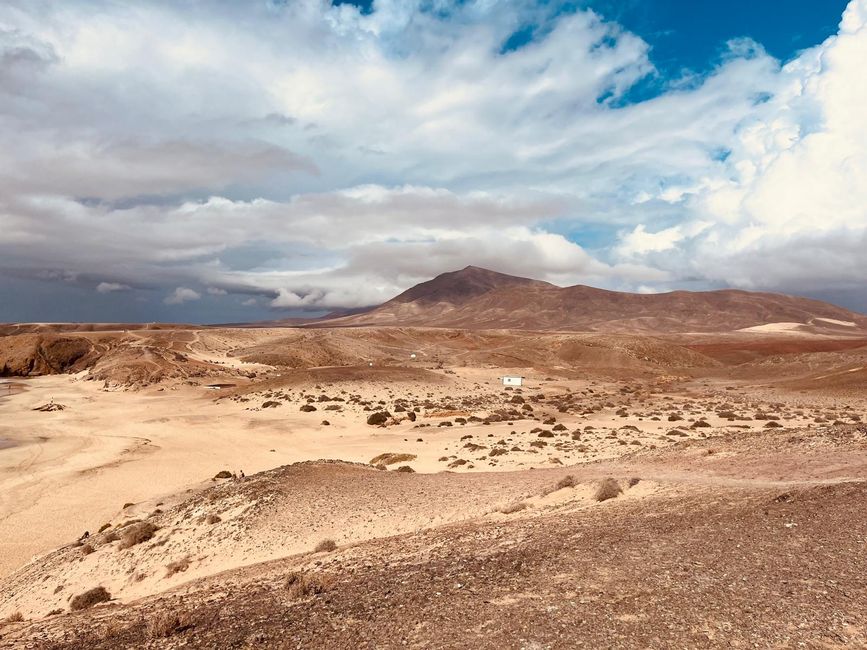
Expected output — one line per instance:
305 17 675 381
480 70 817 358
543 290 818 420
501 375 524 387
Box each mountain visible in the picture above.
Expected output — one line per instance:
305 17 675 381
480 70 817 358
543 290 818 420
322 266 867 334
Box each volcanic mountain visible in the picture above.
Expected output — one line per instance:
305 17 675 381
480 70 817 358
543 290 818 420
325 266 867 334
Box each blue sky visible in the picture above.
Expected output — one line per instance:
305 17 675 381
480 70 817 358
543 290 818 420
1 0 866 322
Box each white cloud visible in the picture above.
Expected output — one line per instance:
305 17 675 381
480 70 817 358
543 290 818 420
0 0 866 316
164 287 201 305
96 281 130 293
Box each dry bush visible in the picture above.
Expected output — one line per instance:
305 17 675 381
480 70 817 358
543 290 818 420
285 572 332 599
314 539 337 553
96 620 129 640
496 501 529 514
594 478 622 502
366 411 391 425
70 586 111 611
118 522 158 550
369 452 416 466
165 556 191 577
542 474 576 496
147 611 194 639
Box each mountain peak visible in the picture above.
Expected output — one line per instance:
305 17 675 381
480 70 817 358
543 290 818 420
388 266 550 306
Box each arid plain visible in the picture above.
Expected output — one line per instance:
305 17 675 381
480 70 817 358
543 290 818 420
2 268 867 649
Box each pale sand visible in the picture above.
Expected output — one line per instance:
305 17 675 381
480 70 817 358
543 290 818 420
737 322 807 334
0 365 824 583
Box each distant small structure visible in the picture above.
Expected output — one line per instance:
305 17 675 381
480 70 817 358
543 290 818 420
501 375 524 387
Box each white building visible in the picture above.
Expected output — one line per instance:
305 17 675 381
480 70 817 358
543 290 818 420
501 375 524 387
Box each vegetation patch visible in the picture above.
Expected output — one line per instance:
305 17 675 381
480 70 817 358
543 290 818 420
369 452 416 466
70 586 111 611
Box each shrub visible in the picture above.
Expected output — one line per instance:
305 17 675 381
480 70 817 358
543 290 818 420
496 501 529 514
101 530 119 543
367 411 391 425
594 478 622 502
70 587 111 611
118 522 158 549
285 571 332 598
147 611 194 639
165 556 191 577
314 539 337 553
542 474 576 496
369 452 416 466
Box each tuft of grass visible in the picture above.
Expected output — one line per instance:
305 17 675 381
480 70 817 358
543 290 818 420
165 556 191 578
1 611 24 625
314 539 337 553
594 478 622 502
70 586 111 611
147 611 194 639
496 501 529 514
542 474 576 496
285 571 332 599
118 522 158 550
369 452 416 466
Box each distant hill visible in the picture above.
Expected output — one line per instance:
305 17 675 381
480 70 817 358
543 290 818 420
320 266 867 334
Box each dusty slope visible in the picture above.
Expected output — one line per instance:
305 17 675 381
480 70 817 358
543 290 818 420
330 266 867 333
4 425 867 649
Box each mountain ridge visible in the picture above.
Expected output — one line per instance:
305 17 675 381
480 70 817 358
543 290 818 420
318 266 867 334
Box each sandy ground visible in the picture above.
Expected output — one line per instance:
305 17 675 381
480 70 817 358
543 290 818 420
0 359 852 583
2 326 867 647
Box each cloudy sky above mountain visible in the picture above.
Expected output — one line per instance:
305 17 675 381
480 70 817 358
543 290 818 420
1 0 865 322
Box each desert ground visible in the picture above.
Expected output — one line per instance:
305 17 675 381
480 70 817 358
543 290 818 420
1 323 867 648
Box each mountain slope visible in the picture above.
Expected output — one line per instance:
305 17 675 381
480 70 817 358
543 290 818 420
325 267 867 334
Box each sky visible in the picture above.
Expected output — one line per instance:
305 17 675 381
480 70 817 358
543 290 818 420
1 0 865 323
